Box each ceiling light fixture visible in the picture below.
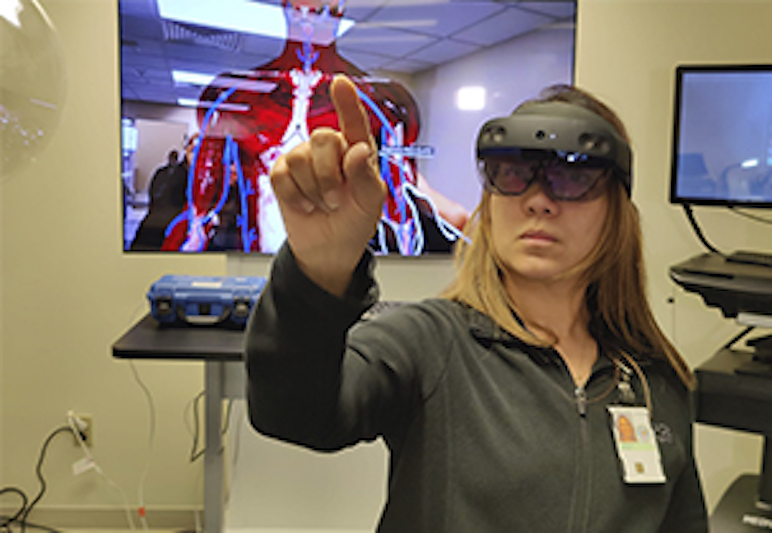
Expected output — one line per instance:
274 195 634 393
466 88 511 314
456 86 486 111
157 0 354 41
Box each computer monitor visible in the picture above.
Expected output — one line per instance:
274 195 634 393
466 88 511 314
120 0 577 255
670 64 772 208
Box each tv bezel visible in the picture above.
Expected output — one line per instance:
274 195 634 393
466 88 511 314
669 63 772 209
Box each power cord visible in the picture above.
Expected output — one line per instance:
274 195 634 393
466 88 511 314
182 393 206 533
682 204 724 256
65 413 137 532
121 301 155 531
0 487 28 531
1 417 138 533
21 426 72 533
729 206 772 224
684 204 772 259
1 512 61 533
185 391 206 462
1 517 61 533
0 426 71 533
128 360 156 532
185 392 232 463
722 325 756 350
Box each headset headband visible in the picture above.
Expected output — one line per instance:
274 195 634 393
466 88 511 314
476 101 633 195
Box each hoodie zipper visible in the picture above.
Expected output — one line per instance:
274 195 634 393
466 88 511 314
568 385 592 533
541 350 616 533
575 386 588 417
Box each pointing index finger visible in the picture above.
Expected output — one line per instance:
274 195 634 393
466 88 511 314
330 74 375 149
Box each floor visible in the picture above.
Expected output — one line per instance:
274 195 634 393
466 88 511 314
62 530 190 533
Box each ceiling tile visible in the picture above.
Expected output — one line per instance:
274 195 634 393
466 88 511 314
452 6 552 46
119 0 575 104
407 38 478 65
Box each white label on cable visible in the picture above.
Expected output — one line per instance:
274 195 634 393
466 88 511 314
72 456 96 476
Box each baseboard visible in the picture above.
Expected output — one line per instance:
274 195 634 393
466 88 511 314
226 529 372 533
0 506 372 532
0 505 201 530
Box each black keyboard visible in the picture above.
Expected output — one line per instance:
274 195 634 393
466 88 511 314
726 250 772 268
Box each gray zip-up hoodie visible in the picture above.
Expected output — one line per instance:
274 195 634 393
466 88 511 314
245 244 708 533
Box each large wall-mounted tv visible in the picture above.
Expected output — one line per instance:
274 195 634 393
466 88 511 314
120 0 577 255
670 64 772 208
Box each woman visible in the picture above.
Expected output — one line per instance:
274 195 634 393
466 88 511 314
245 75 708 532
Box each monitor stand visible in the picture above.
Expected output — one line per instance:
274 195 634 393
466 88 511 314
734 333 772 378
711 439 772 531
733 313 772 374
748 334 772 355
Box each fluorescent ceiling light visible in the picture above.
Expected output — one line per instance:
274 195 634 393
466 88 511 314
341 35 427 44
337 18 355 37
173 70 216 86
121 120 138 152
177 98 198 108
158 0 286 39
354 19 437 30
0 0 21 28
157 0 354 41
456 86 486 111
173 70 277 93
178 98 250 113
741 158 760 169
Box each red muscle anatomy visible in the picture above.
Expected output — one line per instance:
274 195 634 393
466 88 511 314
162 2 465 254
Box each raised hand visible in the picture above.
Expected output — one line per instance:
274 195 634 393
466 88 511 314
270 75 387 296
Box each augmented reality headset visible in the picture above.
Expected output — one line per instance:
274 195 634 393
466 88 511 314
476 101 633 196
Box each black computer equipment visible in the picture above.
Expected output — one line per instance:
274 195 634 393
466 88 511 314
669 64 772 531
670 64 772 267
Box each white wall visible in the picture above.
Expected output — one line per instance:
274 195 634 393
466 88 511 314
1 0 224 527
2 0 771 530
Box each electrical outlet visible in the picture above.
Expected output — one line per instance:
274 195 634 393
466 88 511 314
69 413 93 447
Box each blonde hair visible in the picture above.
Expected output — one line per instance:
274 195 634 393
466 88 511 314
442 86 696 389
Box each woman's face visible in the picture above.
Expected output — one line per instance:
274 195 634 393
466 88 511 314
489 181 609 288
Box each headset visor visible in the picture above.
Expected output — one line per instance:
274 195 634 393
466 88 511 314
475 101 632 196
480 149 612 201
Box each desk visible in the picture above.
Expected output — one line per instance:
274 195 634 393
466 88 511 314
696 347 772 531
112 314 246 533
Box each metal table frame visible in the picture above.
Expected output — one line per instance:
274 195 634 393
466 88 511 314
112 314 246 533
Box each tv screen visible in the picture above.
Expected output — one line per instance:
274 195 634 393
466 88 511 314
670 64 772 208
120 0 577 254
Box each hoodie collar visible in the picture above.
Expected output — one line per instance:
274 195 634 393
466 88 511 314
462 302 620 373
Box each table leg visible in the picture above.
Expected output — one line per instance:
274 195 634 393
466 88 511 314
204 360 224 533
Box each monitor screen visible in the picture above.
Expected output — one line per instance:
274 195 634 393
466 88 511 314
120 0 577 254
670 64 772 208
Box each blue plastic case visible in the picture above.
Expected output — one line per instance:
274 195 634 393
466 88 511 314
147 275 266 327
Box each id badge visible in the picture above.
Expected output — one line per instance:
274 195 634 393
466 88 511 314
607 406 666 484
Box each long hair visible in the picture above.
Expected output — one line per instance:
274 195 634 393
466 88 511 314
442 85 695 389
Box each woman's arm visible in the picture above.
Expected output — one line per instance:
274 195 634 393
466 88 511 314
244 242 378 450
659 449 708 532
